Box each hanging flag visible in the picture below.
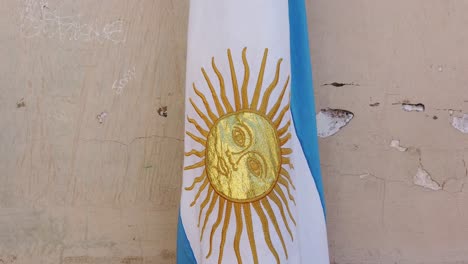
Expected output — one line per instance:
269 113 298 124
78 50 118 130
177 0 329 263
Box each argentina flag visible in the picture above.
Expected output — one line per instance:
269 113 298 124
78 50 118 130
177 0 329 263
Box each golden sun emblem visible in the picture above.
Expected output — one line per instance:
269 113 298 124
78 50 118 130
184 48 295 264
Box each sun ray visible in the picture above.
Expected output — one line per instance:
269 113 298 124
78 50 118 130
250 48 269 110
201 195 219 241
190 178 209 207
193 84 219 122
280 133 291 147
281 148 292 155
278 120 291 137
269 192 294 239
184 159 205 171
198 187 214 226
186 131 206 146
218 202 232 264
188 117 209 138
243 204 259 264
274 102 291 128
202 68 225 116
212 57 234 113
184 149 205 158
241 47 250 109
261 198 288 258
185 172 207 191
252 201 280 264
280 168 296 190
267 76 289 119
189 98 213 128
185 48 297 263
277 177 296 205
206 199 226 258
233 204 243 264
282 157 292 168
259 58 282 113
274 186 296 226
227 49 241 110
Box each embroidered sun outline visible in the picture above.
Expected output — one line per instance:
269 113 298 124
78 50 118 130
184 48 295 264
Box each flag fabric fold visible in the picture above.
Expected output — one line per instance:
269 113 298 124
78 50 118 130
178 1 329 263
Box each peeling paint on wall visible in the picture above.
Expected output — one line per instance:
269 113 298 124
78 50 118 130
322 82 359 87
316 108 354 138
16 98 26 108
157 106 168 117
390 140 408 152
402 103 425 112
96 111 108 124
413 166 441 191
452 114 468 133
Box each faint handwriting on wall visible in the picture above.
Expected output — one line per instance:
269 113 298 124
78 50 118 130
19 0 127 43
112 67 136 95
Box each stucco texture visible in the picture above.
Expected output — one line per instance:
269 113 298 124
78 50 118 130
1 0 467 263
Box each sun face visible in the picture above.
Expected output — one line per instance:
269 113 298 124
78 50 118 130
206 110 281 202
184 48 295 264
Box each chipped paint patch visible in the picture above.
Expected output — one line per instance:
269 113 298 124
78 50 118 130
322 82 359 87
316 108 354 137
96 111 108 124
390 140 407 152
316 108 354 138
402 103 425 112
157 106 168 117
413 166 441 191
16 98 26 108
452 114 468 133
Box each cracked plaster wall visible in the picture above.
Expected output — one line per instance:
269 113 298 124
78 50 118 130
1 0 468 263
308 0 468 263
1 0 187 263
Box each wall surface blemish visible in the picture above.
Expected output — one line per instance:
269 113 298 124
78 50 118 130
452 114 468 133
4 0 468 263
308 0 468 262
413 166 441 191
401 103 425 112
390 139 408 152
316 108 354 138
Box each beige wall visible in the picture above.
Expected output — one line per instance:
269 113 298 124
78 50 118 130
309 1 468 263
2 0 187 263
1 0 467 263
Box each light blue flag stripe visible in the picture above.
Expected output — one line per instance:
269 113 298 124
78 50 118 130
177 213 196 263
288 0 326 213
